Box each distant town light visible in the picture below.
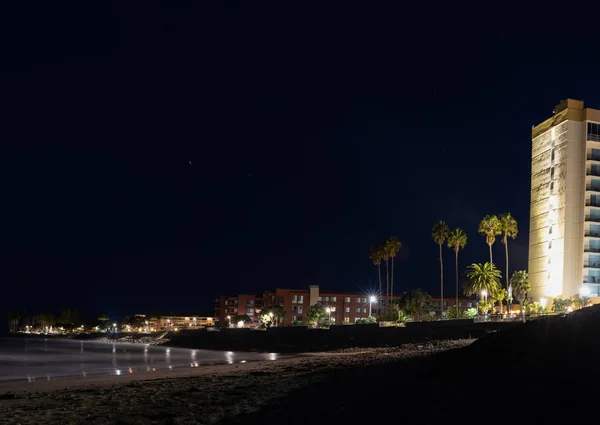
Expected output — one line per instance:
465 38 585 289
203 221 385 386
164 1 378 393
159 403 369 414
113 323 117 327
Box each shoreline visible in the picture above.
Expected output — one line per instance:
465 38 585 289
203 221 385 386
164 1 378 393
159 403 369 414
0 340 474 425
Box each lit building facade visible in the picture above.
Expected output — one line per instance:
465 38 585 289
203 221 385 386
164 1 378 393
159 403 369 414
529 99 600 300
215 285 474 325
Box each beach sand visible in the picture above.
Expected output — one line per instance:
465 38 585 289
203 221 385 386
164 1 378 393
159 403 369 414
0 340 473 424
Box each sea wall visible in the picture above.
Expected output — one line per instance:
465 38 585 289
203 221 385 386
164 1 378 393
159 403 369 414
166 320 522 352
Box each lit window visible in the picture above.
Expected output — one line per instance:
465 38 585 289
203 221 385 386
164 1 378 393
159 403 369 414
549 226 553 234
356 297 361 303
298 295 304 303
548 240 553 249
330 307 336 312
298 306 303 314
345 307 350 313
356 307 361 313
345 297 350 303
344 317 349 323
362 297 368 303
331 296 337 302
324 296 329 302
292 295 297 304
362 308 367 313
318 296 322 302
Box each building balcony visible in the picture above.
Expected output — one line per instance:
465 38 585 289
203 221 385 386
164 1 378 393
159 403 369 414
584 263 600 268
588 134 600 142
585 231 600 237
585 215 600 222
585 200 600 207
587 151 600 160
585 247 600 253
586 184 600 192
584 277 600 283
587 168 600 177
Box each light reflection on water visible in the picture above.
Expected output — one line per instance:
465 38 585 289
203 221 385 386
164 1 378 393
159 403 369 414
0 337 286 383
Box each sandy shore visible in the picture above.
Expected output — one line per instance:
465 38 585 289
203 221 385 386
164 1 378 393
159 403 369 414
0 340 473 425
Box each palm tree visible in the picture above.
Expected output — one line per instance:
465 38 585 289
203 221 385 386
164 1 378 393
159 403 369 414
386 237 401 305
381 242 391 307
432 221 450 318
465 263 502 314
499 213 518 313
369 245 383 298
478 215 502 265
447 228 467 314
510 270 530 323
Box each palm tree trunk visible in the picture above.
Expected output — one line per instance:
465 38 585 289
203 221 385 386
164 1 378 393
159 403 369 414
385 259 390 308
504 237 509 315
439 244 444 319
489 243 493 265
378 264 382 297
520 301 525 323
391 255 395 306
455 250 459 317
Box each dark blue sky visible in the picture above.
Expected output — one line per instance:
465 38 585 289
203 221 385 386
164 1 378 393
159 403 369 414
1 2 599 323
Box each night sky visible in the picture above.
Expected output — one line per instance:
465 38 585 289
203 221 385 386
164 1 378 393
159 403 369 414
2 2 599 325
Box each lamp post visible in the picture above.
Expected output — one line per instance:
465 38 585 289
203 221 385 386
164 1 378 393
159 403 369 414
481 290 488 315
369 296 377 317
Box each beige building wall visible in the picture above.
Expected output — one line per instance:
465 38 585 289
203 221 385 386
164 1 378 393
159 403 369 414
529 100 586 301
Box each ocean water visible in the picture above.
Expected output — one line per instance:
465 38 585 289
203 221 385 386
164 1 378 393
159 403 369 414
0 337 282 382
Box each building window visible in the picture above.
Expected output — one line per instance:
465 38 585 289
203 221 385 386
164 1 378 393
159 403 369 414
550 167 555 179
551 148 555 162
292 295 297 303
362 308 367 313
356 307 361 313
467 302 473 308
292 316 297 322
331 296 337 302
362 297 368 303
356 297 361 303
298 306 303 314
588 122 600 141
345 307 350 313
549 226 553 234
297 315 303 322
344 317 350 323
330 307 336 312
548 240 552 249
318 296 322 302
324 296 329 302
550 181 554 192
345 297 350 303
278 296 284 304
298 295 304 303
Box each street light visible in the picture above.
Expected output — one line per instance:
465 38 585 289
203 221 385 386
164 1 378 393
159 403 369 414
369 296 377 317
481 290 488 314
325 307 331 320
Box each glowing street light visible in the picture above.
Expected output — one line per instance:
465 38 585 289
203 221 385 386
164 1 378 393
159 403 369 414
368 296 377 317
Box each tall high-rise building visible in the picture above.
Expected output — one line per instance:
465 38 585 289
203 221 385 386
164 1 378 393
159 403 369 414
529 99 600 302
